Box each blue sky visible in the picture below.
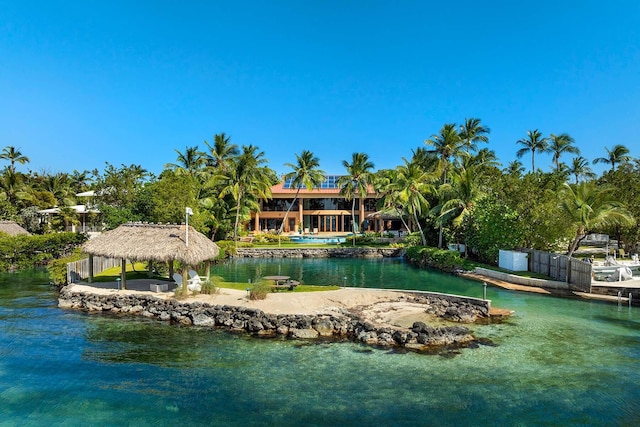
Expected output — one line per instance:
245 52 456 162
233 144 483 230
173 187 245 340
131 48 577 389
1 1 638 177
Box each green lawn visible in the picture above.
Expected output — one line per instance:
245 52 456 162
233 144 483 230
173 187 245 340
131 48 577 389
93 263 339 292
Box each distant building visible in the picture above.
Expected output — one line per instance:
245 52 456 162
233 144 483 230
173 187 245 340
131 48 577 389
249 175 393 234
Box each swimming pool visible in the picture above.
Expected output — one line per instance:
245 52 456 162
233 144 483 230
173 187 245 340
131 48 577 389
288 235 347 244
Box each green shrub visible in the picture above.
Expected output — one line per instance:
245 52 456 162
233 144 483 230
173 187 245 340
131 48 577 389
402 232 423 247
199 277 219 295
0 232 87 273
249 279 271 300
215 240 236 258
405 246 463 273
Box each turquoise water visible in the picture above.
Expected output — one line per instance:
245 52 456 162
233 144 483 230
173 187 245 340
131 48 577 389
2 259 640 426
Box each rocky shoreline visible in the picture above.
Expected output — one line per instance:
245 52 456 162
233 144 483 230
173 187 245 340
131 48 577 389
235 247 404 258
58 286 491 353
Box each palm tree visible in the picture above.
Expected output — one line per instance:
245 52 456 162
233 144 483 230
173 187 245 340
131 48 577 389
425 123 465 247
516 129 549 172
593 144 631 172
204 133 239 173
459 118 490 154
371 169 412 235
504 160 525 177
165 146 206 176
393 159 436 245
409 147 439 172
338 153 374 244
433 166 483 253
567 156 596 184
559 182 635 257
549 133 579 171
278 150 325 242
461 148 500 171
41 172 74 207
0 146 30 173
217 145 277 245
0 168 25 205
425 123 464 184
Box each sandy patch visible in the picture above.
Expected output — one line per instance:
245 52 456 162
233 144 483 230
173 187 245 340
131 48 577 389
66 283 445 329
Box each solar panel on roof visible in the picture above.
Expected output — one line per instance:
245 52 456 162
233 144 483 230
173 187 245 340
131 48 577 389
282 175 341 189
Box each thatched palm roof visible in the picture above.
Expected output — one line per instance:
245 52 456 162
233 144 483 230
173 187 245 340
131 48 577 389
0 221 31 236
83 222 219 265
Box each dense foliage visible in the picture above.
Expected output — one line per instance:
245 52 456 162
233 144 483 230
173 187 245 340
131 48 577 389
1 126 638 268
0 232 86 272
404 246 464 272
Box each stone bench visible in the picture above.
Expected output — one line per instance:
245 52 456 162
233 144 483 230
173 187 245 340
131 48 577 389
150 283 169 292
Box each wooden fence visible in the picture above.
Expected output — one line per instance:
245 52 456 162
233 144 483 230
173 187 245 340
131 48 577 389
67 256 121 284
522 249 592 293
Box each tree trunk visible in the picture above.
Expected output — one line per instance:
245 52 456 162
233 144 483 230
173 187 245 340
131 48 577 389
278 188 300 247
414 211 426 246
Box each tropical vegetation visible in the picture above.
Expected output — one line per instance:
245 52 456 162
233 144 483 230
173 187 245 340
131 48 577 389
1 120 639 271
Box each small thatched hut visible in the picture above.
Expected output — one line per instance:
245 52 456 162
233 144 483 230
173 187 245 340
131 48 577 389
82 222 219 290
0 220 31 236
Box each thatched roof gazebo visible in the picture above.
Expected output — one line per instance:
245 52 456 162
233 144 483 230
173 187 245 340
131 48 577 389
0 220 31 236
82 222 219 290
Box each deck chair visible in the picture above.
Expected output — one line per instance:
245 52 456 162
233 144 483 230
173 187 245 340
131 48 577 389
173 272 201 292
187 270 202 291
618 248 628 259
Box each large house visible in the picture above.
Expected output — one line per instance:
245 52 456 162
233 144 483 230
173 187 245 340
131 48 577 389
249 175 397 234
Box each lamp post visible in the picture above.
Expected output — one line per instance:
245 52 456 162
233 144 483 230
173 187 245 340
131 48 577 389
185 207 193 247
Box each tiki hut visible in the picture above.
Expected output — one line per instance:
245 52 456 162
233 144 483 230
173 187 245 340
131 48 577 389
82 222 219 290
0 220 31 236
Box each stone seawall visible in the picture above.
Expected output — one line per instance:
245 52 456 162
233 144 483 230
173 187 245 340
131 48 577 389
235 247 404 258
58 287 489 352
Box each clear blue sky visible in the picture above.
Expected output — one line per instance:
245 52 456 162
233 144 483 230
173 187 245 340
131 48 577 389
1 1 638 177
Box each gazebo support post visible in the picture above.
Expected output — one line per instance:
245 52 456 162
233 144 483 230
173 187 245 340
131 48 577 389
148 260 153 277
180 267 190 297
169 261 174 281
205 260 211 281
88 254 94 283
120 258 127 290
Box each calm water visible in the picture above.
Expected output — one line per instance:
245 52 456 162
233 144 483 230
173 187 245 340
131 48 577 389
2 259 640 426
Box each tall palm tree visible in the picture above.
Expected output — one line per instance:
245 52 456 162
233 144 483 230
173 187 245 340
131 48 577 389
549 133 579 171
278 150 325 242
593 144 631 172
0 146 30 173
425 123 465 247
165 146 206 176
516 129 549 172
217 145 277 245
393 159 436 245
567 156 596 184
425 123 464 184
433 166 483 253
559 182 635 257
338 153 374 244
204 133 239 173
459 118 490 154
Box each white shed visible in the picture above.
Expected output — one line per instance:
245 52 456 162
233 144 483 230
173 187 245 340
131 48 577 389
499 249 528 271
